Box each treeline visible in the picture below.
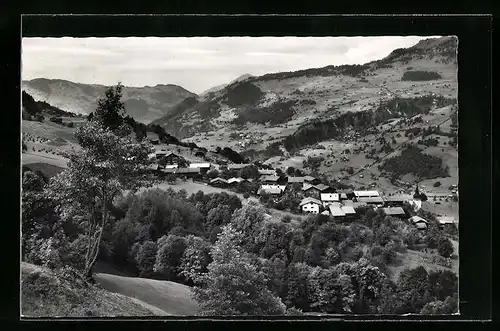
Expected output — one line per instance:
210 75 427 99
224 82 264 107
379 145 450 179
245 63 370 83
233 101 296 126
402 71 442 81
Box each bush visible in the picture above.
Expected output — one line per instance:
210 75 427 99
437 237 454 258
433 181 441 187
243 192 251 199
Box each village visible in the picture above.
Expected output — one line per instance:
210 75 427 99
146 132 458 232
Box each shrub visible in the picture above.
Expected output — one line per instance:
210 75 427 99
243 192 251 199
437 237 454 258
433 181 441 187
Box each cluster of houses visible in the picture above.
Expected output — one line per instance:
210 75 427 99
148 147 456 232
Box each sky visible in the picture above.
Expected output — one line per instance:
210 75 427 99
22 36 440 94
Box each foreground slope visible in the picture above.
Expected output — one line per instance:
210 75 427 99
94 273 199 316
22 78 197 123
21 262 168 317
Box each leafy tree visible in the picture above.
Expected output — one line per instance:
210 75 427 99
437 237 454 258
179 235 212 284
135 240 158 277
286 166 296 176
240 165 260 179
192 225 286 315
207 169 219 179
427 270 458 301
46 88 155 281
206 204 233 234
397 266 431 312
91 83 126 132
283 262 312 311
154 234 187 281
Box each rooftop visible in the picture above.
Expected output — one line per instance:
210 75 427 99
299 197 323 207
383 207 406 216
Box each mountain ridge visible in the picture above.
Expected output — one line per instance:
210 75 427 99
22 78 197 123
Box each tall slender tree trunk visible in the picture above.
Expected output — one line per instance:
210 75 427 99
84 193 108 283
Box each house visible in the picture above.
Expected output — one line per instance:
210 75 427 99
437 216 457 230
189 163 211 174
160 151 183 165
409 215 429 230
258 169 276 176
227 177 248 185
228 163 252 170
175 167 202 177
383 207 406 218
260 175 280 183
210 177 228 187
299 197 323 214
258 184 284 196
320 193 340 206
287 176 305 184
302 183 321 198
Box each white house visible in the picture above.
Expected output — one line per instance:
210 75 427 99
299 197 323 214
320 193 340 206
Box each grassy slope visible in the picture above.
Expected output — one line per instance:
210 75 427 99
94 273 198 316
21 262 167 317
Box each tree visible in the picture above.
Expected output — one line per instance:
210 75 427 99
92 83 126 132
286 166 296 176
135 240 158 277
433 181 441 187
46 87 156 281
179 235 212 284
283 262 312 311
192 225 286 315
207 169 219 179
154 234 187 281
437 237 454 258
428 270 458 301
240 165 259 180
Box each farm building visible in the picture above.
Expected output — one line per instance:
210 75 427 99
409 215 429 230
320 193 340 206
354 190 380 198
260 175 280 183
328 205 346 217
314 183 331 192
164 164 178 169
159 151 184 165
304 176 321 185
174 168 201 177
210 177 229 187
299 197 323 214
287 176 306 184
227 163 252 170
383 195 410 207
356 196 385 206
383 207 407 217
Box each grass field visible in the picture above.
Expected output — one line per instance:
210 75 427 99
22 151 68 169
21 262 166 317
94 273 199 316
387 248 459 282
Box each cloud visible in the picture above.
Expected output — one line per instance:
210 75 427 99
21 36 440 94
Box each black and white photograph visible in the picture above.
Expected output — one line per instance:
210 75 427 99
21 34 459 317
